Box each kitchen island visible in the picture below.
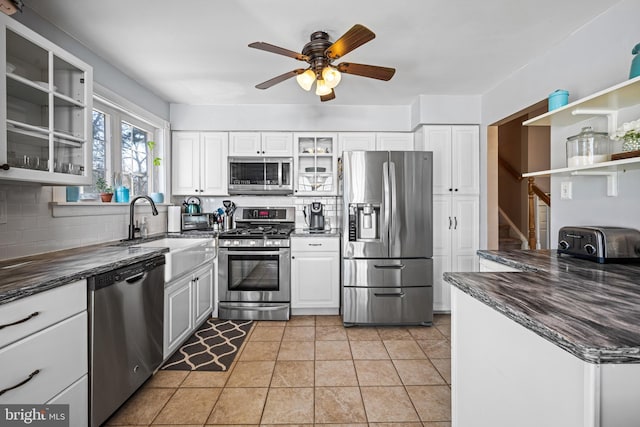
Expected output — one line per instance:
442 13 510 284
444 250 640 427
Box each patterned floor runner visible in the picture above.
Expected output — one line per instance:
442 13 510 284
161 318 253 371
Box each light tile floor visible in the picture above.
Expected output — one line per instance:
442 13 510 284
106 314 451 426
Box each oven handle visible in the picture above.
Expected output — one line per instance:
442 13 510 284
221 304 287 312
221 250 288 256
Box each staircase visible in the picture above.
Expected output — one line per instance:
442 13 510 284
499 222 524 251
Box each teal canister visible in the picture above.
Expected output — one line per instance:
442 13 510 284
630 43 640 79
115 186 129 203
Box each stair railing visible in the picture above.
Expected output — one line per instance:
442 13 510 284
498 155 550 250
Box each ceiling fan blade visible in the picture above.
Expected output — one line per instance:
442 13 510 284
320 89 336 102
325 24 376 60
248 42 310 62
336 62 396 81
255 69 306 89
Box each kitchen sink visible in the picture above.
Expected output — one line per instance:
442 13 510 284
131 237 216 283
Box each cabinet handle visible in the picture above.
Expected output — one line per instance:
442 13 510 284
455 188 458 192
291 256 295 259
0 311 39 330
448 188 453 192
0 369 40 397
454 217 458 230
257 151 260 154
448 217 452 230
0 164 10 171
308 243 322 247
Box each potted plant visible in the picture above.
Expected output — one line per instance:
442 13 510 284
148 141 164 203
96 177 114 202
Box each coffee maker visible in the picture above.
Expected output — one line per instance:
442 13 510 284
305 202 325 231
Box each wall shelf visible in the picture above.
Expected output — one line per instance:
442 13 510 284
523 156 640 177
523 75 640 130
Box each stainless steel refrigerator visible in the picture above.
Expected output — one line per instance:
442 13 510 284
342 151 433 326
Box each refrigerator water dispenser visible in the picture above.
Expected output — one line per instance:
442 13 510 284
348 203 380 241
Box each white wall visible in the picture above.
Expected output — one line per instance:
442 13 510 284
481 0 640 248
170 104 411 132
14 8 170 120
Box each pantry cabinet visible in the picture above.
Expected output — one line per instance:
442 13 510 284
415 125 479 311
228 132 293 157
0 13 93 185
432 195 479 311
172 131 228 195
417 125 479 195
164 262 214 359
291 236 340 314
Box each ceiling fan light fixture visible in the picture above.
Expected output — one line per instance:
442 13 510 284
322 66 341 89
296 69 316 91
315 79 332 96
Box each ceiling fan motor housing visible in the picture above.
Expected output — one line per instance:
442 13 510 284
302 31 332 77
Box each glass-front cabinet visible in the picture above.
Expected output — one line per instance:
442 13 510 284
293 133 338 195
1 14 93 185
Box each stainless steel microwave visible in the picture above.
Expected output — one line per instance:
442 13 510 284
228 157 293 195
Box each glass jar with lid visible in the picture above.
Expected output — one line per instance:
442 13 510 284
566 126 611 167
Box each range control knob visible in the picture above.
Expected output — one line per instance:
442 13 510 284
559 240 570 250
584 244 597 255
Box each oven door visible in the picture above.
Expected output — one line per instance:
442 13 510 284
218 247 291 303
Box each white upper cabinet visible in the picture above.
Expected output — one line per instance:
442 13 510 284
375 132 414 151
0 14 93 185
172 131 228 196
229 132 293 156
337 132 376 156
418 125 479 195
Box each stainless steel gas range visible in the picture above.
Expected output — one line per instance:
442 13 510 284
217 206 295 321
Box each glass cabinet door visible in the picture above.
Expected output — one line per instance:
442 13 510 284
1 15 93 185
294 133 337 195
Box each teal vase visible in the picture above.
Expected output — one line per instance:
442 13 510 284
630 43 640 79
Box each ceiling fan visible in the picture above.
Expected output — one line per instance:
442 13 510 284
248 24 396 102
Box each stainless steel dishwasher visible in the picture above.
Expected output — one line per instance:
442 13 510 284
88 255 165 427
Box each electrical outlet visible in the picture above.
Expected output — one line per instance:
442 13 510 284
560 181 572 200
0 191 6 224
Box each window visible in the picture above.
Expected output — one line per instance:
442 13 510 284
121 121 150 196
81 98 164 200
89 109 108 194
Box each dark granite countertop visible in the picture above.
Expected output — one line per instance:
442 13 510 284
444 250 640 364
0 233 218 306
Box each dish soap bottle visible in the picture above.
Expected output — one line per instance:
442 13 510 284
140 216 149 238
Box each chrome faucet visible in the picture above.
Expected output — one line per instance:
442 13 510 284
128 196 159 240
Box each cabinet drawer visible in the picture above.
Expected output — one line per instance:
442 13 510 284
291 237 340 252
47 375 88 427
0 280 86 349
0 312 88 404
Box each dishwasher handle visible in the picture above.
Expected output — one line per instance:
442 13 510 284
125 272 145 284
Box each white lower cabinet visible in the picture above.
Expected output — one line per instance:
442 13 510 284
433 195 479 312
0 280 88 425
291 236 340 315
164 262 214 359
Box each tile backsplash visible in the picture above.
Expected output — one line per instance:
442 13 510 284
0 183 167 260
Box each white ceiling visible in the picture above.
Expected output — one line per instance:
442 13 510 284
26 0 620 106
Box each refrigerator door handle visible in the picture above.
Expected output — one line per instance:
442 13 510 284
374 264 406 270
389 161 398 246
383 161 390 244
